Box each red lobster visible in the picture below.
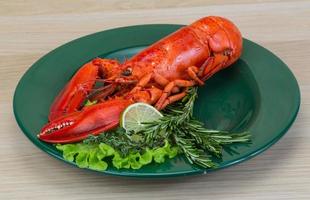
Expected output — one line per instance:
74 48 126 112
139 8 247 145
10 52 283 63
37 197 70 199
38 16 242 143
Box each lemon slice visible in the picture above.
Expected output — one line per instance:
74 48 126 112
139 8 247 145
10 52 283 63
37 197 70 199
121 103 163 133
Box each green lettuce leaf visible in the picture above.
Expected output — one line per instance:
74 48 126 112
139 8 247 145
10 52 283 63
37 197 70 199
56 140 179 171
56 143 108 171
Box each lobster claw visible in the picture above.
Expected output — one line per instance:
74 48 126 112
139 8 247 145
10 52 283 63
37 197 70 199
49 59 100 121
39 99 132 143
49 58 123 121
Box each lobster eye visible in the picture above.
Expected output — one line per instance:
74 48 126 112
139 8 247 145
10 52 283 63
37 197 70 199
122 68 132 76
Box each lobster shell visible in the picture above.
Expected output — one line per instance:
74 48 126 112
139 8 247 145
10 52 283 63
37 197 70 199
38 16 243 143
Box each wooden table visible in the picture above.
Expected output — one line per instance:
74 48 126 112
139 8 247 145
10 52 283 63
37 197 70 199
1 0 309 199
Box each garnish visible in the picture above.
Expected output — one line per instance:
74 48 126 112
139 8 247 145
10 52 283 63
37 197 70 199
120 102 163 132
56 140 178 170
57 87 250 170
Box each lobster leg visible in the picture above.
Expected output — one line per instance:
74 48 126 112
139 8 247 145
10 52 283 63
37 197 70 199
153 73 180 93
153 73 169 86
129 86 162 105
130 73 153 93
155 80 195 109
131 72 180 95
155 66 203 109
202 53 229 80
128 73 164 104
160 90 188 110
148 87 163 104
127 72 188 109
187 66 204 86
198 57 213 77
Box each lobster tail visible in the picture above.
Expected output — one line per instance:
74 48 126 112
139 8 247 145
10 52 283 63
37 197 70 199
189 16 242 78
203 16 242 66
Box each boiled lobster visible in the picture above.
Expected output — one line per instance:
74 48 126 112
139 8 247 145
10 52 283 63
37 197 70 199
38 16 242 143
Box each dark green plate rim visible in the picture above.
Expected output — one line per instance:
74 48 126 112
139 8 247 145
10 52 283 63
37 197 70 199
13 24 300 177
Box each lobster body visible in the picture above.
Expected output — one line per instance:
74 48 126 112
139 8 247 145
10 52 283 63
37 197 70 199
39 16 243 143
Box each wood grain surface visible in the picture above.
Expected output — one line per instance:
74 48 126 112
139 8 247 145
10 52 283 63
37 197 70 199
1 0 309 199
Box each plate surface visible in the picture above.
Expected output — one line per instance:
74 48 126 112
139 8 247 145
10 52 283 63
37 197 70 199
13 25 300 177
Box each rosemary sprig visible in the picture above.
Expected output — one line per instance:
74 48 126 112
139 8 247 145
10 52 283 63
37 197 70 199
139 87 251 168
173 132 216 168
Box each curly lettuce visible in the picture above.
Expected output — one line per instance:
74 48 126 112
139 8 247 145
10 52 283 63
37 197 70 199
56 140 178 171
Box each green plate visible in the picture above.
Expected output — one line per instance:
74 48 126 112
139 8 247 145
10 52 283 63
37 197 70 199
13 24 300 177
